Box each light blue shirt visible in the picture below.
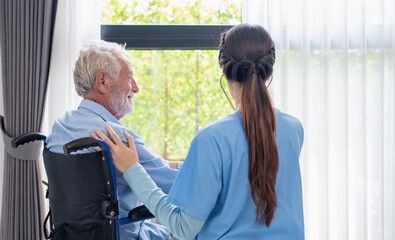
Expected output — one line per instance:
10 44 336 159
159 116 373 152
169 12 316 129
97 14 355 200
123 109 304 239
46 99 179 240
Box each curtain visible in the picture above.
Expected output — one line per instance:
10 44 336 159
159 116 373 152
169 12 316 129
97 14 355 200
42 0 100 136
0 0 58 239
242 0 395 239
0 38 4 220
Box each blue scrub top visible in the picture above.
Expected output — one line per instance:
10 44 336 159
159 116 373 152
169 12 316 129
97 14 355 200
167 109 304 239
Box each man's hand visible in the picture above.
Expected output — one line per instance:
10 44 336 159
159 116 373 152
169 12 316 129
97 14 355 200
167 161 179 169
94 125 139 173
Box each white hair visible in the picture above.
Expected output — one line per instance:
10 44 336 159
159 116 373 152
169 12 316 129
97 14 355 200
73 40 130 97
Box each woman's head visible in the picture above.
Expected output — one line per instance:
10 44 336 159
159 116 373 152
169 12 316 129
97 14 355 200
218 24 279 227
219 24 275 85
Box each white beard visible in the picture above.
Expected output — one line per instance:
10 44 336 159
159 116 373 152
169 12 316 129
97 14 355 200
109 88 134 119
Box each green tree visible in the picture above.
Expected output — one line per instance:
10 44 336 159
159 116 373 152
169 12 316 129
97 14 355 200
101 0 241 160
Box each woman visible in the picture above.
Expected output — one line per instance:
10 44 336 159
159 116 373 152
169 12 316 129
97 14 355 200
95 23 305 239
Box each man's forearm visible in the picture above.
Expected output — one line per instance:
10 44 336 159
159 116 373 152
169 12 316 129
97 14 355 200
166 160 183 170
167 161 178 169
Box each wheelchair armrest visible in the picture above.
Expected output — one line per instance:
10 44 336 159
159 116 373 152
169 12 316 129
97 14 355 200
128 205 154 220
63 137 100 155
11 132 45 148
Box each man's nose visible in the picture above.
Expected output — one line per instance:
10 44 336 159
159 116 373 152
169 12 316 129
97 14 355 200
132 78 139 93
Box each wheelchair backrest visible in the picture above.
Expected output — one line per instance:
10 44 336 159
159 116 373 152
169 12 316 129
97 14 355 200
43 147 117 239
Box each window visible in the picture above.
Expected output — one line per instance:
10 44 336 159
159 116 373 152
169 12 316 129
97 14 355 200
101 0 241 160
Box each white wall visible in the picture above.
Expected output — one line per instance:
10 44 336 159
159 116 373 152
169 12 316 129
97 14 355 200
0 45 4 217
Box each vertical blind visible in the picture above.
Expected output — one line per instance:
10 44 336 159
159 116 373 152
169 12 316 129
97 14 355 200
243 0 395 239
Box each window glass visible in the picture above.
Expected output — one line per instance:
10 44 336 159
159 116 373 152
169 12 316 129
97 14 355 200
102 0 241 25
123 50 233 160
101 0 241 160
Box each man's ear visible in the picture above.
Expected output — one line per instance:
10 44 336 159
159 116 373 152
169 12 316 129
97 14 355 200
94 70 111 94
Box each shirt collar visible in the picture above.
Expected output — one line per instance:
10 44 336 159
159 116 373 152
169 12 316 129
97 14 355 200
78 99 121 124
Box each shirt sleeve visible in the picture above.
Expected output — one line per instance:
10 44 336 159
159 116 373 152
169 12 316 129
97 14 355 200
166 132 223 220
123 164 205 240
177 161 184 170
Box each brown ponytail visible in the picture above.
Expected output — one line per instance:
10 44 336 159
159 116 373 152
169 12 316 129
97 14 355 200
218 24 279 227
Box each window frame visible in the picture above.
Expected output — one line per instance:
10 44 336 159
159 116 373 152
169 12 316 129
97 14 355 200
101 25 234 50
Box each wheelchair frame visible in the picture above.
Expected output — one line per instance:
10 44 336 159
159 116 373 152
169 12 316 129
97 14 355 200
12 133 154 240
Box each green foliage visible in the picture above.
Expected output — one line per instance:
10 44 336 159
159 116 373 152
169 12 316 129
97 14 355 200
101 0 241 24
101 0 132 24
101 0 241 160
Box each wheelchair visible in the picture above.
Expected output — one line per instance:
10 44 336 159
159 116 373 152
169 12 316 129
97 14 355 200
12 133 154 240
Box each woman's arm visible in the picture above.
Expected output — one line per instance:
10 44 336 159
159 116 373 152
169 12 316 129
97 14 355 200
124 163 204 240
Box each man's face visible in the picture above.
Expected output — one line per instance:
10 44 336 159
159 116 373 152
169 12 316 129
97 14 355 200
108 58 139 120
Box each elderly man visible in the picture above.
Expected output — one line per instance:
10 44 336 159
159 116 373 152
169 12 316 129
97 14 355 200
46 40 180 240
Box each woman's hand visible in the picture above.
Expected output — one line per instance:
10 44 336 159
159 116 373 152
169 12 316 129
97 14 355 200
93 125 139 173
